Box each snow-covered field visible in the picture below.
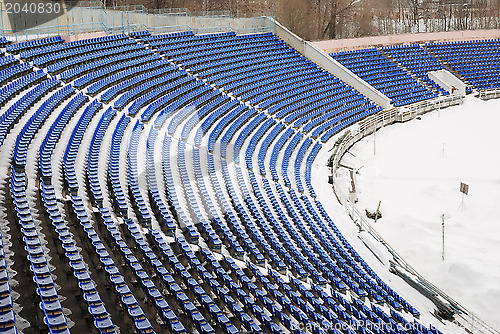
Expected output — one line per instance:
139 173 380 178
332 96 500 326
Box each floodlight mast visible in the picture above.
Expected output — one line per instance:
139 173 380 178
441 214 445 261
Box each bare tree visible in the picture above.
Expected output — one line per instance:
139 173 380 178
322 0 361 39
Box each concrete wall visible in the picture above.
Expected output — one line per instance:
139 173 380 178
267 17 391 109
314 29 500 53
428 70 467 96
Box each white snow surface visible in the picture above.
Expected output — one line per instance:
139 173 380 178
334 97 500 326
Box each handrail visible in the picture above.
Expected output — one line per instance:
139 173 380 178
330 94 500 334
477 89 500 100
0 5 275 42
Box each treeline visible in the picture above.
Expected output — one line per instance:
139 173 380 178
103 0 500 40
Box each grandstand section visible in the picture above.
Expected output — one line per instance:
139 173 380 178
0 8 499 334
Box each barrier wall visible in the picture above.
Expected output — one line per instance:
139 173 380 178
428 70 467 96
313 29 500 53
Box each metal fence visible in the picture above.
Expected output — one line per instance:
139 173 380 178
0 1 275 41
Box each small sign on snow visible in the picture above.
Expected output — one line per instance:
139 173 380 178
460 182 469 195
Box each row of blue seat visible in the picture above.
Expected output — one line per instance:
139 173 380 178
63 99 102 194
114 69 186 111
280 132 303 187
13 84 73 171
238 64 324 102
297 95 365 132
310 104 381 138
6 36 63 53
145 128 177 235
319 109 377 142
19 34 127 59
108 113 130 216
244 117 275 171
100 63 173 103
75 54 162 90
87 106 117 208
193 99 239 146
130 30 150 38
257 123 285 176
0 69 46 108
85 56 163 95
10 170 69 333
176 95 229 138
32 39 137 67
59 48 153 82
172 39 284 65
219 107 258 158
294 138 312 193
0 73 55 147
0 62 32 87
208 104 249 153
40 103 117 333
39 92 88 184
0 36 9 47
139 30 193 43
62 101 157 333
150 31 268 52
305 142 322 197
191 148 245 259
127 121 153 226
47 44 145 75
0 55 18 72
162 135 200 243
177 140 222 250
0 227 16 334
141 80 213 122
284 86 353 124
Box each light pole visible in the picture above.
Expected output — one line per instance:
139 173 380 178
441 213 445 261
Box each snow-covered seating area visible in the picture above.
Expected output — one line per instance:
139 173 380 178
1 29 498 334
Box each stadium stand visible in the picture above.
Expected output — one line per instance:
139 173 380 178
0 27 497 334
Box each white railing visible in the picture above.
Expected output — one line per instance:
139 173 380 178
477 89 500 101
330 94 500 334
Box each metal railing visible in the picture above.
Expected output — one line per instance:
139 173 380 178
477 89 500 100
330 94 500 334
0 2 275 41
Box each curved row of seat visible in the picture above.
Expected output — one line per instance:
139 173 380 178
41 103 117 333
65 100 157 334
0 73 56 146
6 36 63 54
